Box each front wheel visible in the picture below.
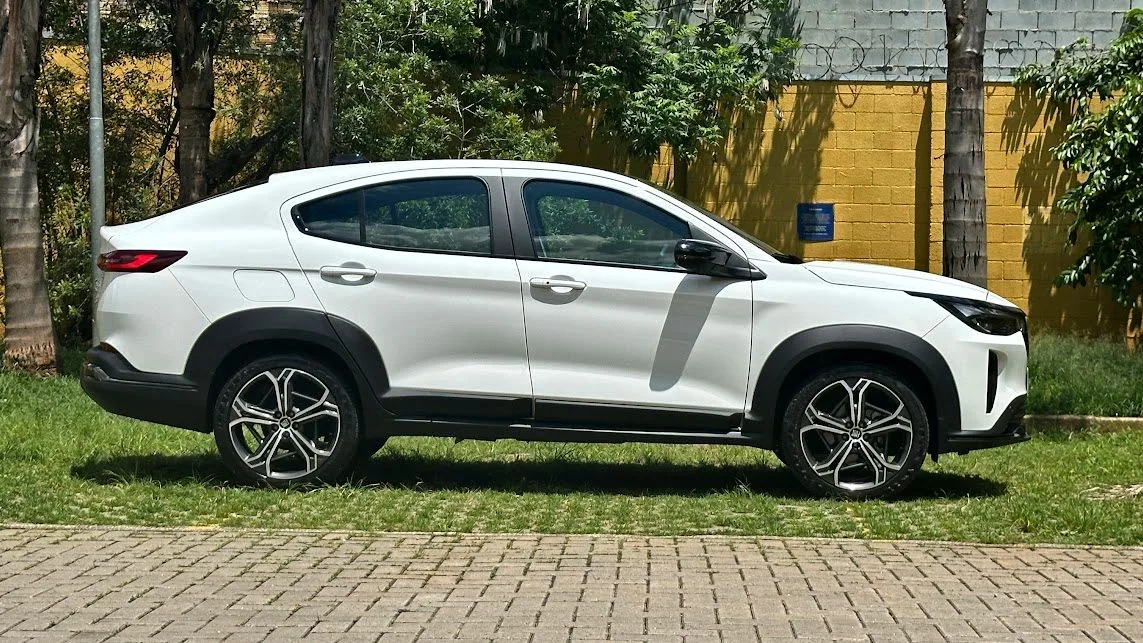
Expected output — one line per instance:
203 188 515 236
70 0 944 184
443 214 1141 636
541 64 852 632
212 355 360 487
780 364 929 500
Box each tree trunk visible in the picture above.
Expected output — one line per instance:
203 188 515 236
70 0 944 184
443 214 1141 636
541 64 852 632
672 151 689 199
942 0 988 287
172 0 217 204
301 0 339 168
0 0 60 373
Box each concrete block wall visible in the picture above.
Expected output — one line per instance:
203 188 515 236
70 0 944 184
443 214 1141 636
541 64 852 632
794 0 1143 81
554 81 1125 333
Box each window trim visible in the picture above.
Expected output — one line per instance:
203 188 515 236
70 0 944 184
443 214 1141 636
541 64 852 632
518 178 694 272
290 176 498 258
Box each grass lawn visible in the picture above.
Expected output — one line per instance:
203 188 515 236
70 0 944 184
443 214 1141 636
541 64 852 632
1 336 1141 544
1028 333 1143 416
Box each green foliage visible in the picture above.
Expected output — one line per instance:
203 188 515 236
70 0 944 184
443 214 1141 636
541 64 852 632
333 0 559 161
582 3 799 164
1015 10 1143 311
38 2 296 344
1027 332 1143 417
38 53 175 345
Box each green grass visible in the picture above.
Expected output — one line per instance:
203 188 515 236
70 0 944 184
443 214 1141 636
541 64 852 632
1 344 1142 544
1028 333 1143 416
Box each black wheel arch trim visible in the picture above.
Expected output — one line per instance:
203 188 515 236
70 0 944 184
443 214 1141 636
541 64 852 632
745 324 961 453
182 307 393 435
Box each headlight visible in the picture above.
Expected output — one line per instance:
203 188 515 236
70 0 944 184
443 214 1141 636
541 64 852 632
912 294 1027 337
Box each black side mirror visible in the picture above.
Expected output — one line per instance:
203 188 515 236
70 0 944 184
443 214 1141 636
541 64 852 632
674 239 766 280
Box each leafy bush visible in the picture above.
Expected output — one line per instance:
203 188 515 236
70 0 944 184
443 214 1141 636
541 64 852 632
1016 10 1143 318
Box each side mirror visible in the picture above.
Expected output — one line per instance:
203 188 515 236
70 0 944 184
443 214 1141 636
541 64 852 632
674 239 766 280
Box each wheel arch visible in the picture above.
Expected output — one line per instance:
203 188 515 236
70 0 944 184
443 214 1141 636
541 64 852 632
183 308 392 434
747 325 960 454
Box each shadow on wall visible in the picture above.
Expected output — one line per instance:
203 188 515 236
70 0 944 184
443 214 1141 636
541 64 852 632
914 87 933 273
696 86 837 257
549 102 656 182
1002 87 1121 334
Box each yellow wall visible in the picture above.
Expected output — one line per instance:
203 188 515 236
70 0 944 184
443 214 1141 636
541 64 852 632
553 81 1123 334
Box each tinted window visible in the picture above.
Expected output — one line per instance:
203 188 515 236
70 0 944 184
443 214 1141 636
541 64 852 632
363 179 490 254
294 178 491 254
522 181 690 268
295 190 360 243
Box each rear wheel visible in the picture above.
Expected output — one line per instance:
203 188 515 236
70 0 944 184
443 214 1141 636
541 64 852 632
212 355 360 487
780 364 929 500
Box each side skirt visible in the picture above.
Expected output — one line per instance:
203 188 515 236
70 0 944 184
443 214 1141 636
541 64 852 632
386 419 766 447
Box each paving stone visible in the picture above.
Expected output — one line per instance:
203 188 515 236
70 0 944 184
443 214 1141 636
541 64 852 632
0 526 1141 641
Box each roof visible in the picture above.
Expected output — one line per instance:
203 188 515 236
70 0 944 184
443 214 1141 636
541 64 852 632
267 160 639 196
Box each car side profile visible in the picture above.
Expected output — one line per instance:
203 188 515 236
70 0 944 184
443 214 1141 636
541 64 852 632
81 160 1029 499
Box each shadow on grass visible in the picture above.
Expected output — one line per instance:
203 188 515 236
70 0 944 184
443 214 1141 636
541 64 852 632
72 451 1007 500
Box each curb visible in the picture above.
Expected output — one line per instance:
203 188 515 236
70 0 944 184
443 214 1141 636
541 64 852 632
3 522 1142 551
1023 414 1143 432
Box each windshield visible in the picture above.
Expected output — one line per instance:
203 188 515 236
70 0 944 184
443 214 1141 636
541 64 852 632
640 180 801 262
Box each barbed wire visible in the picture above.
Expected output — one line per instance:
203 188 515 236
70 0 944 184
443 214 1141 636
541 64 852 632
799 33 1061 80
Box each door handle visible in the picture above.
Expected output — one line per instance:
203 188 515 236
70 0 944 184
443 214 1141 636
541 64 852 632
320 265 376 285
530 277 586 291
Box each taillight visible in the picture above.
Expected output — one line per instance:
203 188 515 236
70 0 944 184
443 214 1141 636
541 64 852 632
97 250 187 273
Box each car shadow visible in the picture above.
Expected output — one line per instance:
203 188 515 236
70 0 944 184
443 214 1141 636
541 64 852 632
72 451 1007 500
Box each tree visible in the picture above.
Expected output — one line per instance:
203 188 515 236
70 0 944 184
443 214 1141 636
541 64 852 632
1016 10 1143 341
0 0 60 372
942 0 989 287
332 0 559 161
581 3 799 197
301 0 339 168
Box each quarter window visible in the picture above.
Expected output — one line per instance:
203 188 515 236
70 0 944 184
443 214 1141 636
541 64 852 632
294 190 360 244
522 181 690 269
295 178 492 255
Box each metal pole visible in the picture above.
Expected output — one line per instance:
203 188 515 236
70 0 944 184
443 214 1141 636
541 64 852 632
87 0 105 344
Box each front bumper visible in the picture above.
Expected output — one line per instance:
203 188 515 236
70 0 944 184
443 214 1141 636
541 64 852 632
939 395 1028 454
80 346 209 432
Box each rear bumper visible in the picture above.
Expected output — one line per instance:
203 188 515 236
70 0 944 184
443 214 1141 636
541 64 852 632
80 347 209 432
939 395 1028 454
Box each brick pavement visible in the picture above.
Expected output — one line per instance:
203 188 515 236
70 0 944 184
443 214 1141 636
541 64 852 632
1 525 1141 642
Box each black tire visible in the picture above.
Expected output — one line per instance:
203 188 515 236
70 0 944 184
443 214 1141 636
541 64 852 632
780 363 929 500
212 354 360 487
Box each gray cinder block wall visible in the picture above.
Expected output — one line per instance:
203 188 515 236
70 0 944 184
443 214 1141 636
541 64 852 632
794 0 1143 81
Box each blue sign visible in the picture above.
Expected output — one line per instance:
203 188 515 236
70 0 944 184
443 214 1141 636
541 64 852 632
797 203 834 242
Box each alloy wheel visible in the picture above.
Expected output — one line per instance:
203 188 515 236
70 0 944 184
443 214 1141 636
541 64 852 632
228 368 341 480
797 377 914 492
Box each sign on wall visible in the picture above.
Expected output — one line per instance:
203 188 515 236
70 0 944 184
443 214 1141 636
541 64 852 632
797 203 834 242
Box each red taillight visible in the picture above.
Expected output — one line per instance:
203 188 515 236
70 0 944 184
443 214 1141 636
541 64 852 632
97 250 187 273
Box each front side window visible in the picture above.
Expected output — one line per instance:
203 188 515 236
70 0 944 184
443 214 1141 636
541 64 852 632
295 178 492 254
522 181 690 269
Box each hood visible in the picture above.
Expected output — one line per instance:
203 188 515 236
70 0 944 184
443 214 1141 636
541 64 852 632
803 260 991 301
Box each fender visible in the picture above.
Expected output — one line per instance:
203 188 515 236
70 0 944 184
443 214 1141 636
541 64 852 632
182 307 393 435
744 324 961 452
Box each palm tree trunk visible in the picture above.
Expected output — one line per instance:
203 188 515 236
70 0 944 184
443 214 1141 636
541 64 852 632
0 0 60 372
301 0 339 168
942 0 988 287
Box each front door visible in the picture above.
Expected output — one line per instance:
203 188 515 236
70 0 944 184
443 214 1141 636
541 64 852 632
281 169 532 420
506 171 754 431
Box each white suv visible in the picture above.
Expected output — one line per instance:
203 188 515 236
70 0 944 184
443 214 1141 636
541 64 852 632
82 160 1028 498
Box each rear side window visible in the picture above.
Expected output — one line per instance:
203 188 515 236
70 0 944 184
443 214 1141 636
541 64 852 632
363 179 490 254
294 178 491 255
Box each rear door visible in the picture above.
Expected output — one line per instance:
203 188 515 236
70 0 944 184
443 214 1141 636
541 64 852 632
281 168 532 420
505 169 755 431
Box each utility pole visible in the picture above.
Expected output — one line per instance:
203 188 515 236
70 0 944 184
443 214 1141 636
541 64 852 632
88 0 105 341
